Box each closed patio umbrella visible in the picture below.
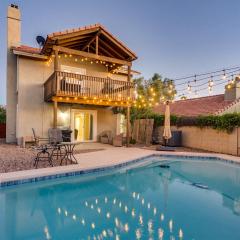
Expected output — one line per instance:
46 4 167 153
163 101 172 144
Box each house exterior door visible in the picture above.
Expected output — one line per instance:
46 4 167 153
71 110 97 142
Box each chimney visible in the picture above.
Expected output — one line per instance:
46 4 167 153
224 77 240 101
7 4 21 48
6 4 21 143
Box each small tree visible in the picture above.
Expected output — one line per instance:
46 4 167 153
133 73 177 111
0 106 6 124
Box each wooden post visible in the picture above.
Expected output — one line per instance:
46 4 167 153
54 49 59 71
96 35 99 55
126 106 130 147
53 100 58 128
126 65 131 147
54 49 59 95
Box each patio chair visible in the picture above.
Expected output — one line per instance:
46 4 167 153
33 145 53 168
113 133 123 147
31 128 52 168
32 128 49 146
48 128 64 144
48 128 71 165
99 130 112 144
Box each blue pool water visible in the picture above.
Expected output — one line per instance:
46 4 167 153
1 156 240 240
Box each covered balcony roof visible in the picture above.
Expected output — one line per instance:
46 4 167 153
41 23 137 61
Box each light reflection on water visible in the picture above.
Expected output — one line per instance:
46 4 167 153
0 157 240 239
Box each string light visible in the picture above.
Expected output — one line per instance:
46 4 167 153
176 71 240 99
208 76 213 87
222 69 226 79
208 85 212 94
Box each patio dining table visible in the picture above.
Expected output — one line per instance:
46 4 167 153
56 142 80 165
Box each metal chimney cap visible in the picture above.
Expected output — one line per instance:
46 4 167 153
10 4 19 9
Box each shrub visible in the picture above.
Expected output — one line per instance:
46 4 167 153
130 138 136 144
132 111 240 133
0 106 6 124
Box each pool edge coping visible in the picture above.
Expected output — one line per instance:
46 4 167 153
1 151 240 188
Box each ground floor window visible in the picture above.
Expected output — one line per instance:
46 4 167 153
118 114 126 136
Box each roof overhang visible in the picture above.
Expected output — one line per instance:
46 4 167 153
12 48 48 60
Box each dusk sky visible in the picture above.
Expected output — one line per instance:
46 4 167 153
1 0 240 104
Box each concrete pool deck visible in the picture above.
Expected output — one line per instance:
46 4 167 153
1 145 240 186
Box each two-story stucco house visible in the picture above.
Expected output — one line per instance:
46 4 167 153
6 5 138 145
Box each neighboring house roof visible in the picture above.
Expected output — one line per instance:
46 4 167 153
154 94 235 117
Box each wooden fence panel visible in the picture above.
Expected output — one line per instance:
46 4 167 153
145 119 154 146
132 119 154 145
0 123 6 138
132 119 139 142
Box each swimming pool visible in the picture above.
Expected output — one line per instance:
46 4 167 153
1 156 240 240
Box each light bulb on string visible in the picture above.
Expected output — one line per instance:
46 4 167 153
208 76 213 87
237 70 240 79
231 75 235 84
194 74 197 84
222 69 226 79
194 90 198 98
187 82 192 93
208 85 213 94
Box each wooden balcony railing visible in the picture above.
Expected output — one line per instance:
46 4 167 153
44 71 135 104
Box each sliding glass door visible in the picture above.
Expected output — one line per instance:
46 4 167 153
72 110 97 142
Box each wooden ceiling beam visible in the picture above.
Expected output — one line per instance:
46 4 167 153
58 35 93 44
98 45 115 58
96 35 99 55
50 27 99 40
52 96 132 107
98 38 125 59
53 45 132 66
82 31 101 51
61 40 90 47
89 44 114 58
101 30 136 59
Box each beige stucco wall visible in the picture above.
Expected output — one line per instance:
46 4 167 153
55 104 119 138
6 6 21 143
157 126 240 155
56 57 127 81
15 56 123 144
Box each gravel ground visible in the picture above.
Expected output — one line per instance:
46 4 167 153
0 142 103 173
0 140 210 173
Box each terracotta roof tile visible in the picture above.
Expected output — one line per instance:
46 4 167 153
154 94 235 117
48 23 101 38
12 45 41 54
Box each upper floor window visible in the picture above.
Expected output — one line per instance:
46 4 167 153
60 65 86 75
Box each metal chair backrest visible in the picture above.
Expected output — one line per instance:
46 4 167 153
48 128 63 144
32 128 37 140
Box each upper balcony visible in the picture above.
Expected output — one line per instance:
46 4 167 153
44 71 135 107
